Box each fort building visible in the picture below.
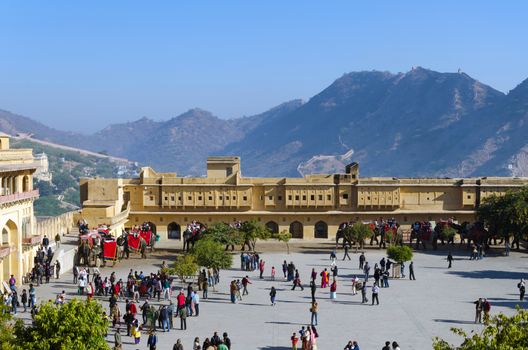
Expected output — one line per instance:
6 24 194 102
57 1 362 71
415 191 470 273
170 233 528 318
79 156 528 241
0 134 41 285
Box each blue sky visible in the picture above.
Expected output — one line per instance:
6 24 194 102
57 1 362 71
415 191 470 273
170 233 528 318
1 1 527 132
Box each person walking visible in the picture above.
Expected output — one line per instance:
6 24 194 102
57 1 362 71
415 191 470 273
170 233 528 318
259 259 265 279
382 341 391 350
55 260 61 279
343 243 351 260
173 339 184 350
310 281 317 302
292 273 304 291
21 289 28 312
361 282 368 304
330 249 337 265
192 291 200 316
409 261 416 280
179 306 187 330
447 252 453 268
193 337 201 350
270 286 277 306
400 261 405 278
310 300 318 326
474 298 483 323
518 279 525 300
372 283 380 305
291 332 299 350
331 265 338 279
271 266 276 280
382 270 389 288
242 276 251 295
203 278 208 299
147 330 158 350
320 269 329 288
222 332 231 349
363 262 370 282
359 252 365 269
114 329 122 350
330 279 337 300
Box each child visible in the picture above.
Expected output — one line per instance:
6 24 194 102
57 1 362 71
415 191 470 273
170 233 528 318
270 286 277 306
132 319 141 344
291 332 299 350
271 266 276 280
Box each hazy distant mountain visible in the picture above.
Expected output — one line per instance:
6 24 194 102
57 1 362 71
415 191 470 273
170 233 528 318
223 67 508 176
2 67 528 177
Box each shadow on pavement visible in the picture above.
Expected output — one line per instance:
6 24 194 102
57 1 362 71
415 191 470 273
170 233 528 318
477 298 527 309
433 319 477 325
447 270 526 280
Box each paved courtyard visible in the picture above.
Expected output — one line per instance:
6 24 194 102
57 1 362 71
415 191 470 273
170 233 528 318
20 244 528 349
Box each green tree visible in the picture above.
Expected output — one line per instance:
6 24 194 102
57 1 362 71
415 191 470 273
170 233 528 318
13 299 109 350
0 302 17 348
204 222 242 249
387 245 413 264
433 308 528 349
343 222 372 250
191 239 233 270
239 220 271 251
168 254 199 283
440 226 457 241
275 230 292 254
478 187 528 246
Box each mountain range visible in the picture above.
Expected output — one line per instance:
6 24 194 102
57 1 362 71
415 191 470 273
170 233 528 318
2 66 528 178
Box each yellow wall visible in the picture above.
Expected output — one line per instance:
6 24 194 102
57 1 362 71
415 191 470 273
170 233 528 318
80 160 528 242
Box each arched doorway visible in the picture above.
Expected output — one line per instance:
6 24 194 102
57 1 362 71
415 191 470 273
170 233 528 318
2 220 19 283
314 221 328 239
265 221 279 234
289 221 303 239
167 222 181 239
2 220 18 245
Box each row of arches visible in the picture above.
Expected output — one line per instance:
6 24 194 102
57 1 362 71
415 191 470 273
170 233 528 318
0 175 31 195
286 221 328 239
161 220 329 240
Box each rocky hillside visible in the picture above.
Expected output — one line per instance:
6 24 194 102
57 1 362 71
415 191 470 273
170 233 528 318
2 68 528 178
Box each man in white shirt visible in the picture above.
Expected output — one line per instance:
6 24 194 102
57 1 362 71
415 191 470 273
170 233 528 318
372 283 380 305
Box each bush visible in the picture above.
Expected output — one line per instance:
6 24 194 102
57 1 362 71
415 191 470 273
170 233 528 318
204 222 242 247
275 230 292 254
343 222 372 249
433 308 528 349
168 254 199 283
191 239 232 270
387 245 413 263
13 299 109 349
440 226 457 240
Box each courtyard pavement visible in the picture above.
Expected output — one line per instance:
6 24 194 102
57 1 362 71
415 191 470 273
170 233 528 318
18 244 528 349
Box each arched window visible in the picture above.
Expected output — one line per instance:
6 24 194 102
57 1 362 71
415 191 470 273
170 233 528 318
265 221 279 234
167 222 181 239
289 221 303 239
314 221 328 239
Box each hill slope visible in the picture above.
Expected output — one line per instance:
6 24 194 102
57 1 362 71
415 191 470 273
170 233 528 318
2 68 528 178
